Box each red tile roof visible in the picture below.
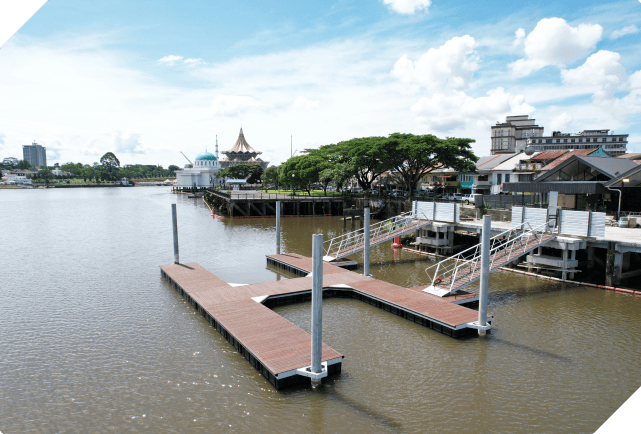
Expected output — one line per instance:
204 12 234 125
540 149 596 171
531 150 568 161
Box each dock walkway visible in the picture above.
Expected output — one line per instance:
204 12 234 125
161 254 490 389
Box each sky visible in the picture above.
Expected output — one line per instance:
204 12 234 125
1 0 640 167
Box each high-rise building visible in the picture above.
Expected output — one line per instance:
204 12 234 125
22 141 47 167
525 130 628 156
491 115 544 155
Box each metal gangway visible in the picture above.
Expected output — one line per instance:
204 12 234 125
424 220 556 297
323 211 431 261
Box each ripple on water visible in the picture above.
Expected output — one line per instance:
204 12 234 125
1 187 640 433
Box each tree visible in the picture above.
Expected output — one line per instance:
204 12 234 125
35 168 53 184
17 160 32 170
217 164 264 184
387 133 477 196
168 165 180 176
279 154 330 196
262 165 280 189
321 137 394 191
61 162 82 176
318 162 351 192
100 152 120 181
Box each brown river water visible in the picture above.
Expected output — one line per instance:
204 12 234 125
1 187 640 433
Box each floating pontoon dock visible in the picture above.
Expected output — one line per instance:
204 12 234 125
160 253 490 389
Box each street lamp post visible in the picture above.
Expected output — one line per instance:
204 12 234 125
291 174 295 198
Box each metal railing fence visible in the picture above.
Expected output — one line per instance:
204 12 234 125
323 211 431 260
424 220 555 295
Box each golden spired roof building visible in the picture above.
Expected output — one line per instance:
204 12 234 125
220 128 269 169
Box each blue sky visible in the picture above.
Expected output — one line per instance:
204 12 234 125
1 0 640 166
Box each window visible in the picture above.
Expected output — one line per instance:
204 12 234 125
571 139 575 143
497 174 502 184
505 174 511 183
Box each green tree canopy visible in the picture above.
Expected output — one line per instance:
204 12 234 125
387 133 477 196
262 165 280 188
16 160 32 170
217 164 264 184
100 152 120 181
319 137 393 191
279 154 331 195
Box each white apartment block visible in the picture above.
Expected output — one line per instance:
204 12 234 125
525 130 627 156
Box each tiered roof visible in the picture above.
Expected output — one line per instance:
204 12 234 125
225 128 260 154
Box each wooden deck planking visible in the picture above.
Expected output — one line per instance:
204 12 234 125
266 253 488 329
160 250 490 386
160 262 343 378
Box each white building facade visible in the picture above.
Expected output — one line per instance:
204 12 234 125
175 152 221 188
525 130 628 155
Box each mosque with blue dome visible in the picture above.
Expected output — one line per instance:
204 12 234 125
175 128 268 189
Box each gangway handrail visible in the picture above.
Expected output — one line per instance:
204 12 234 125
323 210 431 260
424 219 556 296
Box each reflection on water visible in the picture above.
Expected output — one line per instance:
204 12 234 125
1 187 640 433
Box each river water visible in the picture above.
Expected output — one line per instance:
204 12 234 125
1 187 640 433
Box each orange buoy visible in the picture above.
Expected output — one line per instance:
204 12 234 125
392 236 402 248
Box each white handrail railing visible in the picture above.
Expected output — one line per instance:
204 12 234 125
425 219 556 295
324 210 431 260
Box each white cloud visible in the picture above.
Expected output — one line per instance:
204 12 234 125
383 0 431 15
292 96 319 110
184 58 205 66
514 28 526 47
548 113 573 131
410 87 535 132
158 55 184 65
561 50 627 96
610 25 638 40
391 35 478 92
509 17 602 77
113 129 145 154
211 95 269 117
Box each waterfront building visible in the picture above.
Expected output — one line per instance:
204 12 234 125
491 115 544 155
525 130 628 155
220 128 269 169
2 157 19 166
22 141 47 167
459 154 515 194
504 154 640 211
175 151 221 188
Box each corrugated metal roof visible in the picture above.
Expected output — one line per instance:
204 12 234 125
476 154 516 170
491 152 533 171
531 150 568 161
537 155 639 182
539 149 596 171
